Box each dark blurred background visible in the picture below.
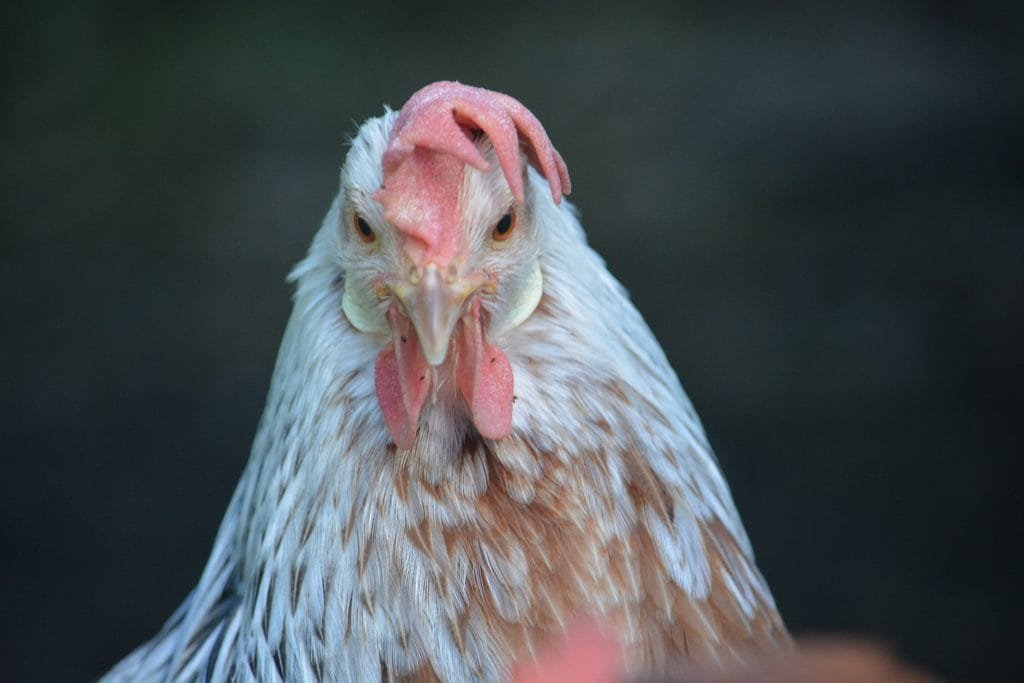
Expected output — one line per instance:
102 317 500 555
2 1 1021 681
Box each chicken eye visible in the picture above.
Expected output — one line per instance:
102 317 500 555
492 211 516 242
353 214 376 243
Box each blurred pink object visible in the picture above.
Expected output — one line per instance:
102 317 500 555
511 620 626 683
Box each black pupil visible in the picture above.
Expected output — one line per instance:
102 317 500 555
495 213 513 235
356 217 373 237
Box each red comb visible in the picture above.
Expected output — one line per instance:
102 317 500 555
374 81 571 264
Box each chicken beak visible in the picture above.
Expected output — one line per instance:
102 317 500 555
392 263 479 366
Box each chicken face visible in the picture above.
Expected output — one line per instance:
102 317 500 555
335 82 571 450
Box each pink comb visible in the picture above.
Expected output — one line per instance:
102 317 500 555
374 81 571 264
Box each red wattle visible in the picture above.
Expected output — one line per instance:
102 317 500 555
456 300 514 441
374 307 431 450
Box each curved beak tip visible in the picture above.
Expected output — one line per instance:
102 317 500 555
420 337 451 366
396 263 474 367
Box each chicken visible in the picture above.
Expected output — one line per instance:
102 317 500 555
103 81 789 683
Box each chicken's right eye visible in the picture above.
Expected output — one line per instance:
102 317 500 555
353 214 376 243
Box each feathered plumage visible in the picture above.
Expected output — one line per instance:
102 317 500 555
104 82 789 683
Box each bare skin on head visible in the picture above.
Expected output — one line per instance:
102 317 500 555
367 82 570 450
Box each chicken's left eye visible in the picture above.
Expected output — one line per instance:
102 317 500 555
492 211 516 242
353 214 375 243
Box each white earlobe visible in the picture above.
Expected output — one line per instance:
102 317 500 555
493 258 543 335
342 286 388 334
